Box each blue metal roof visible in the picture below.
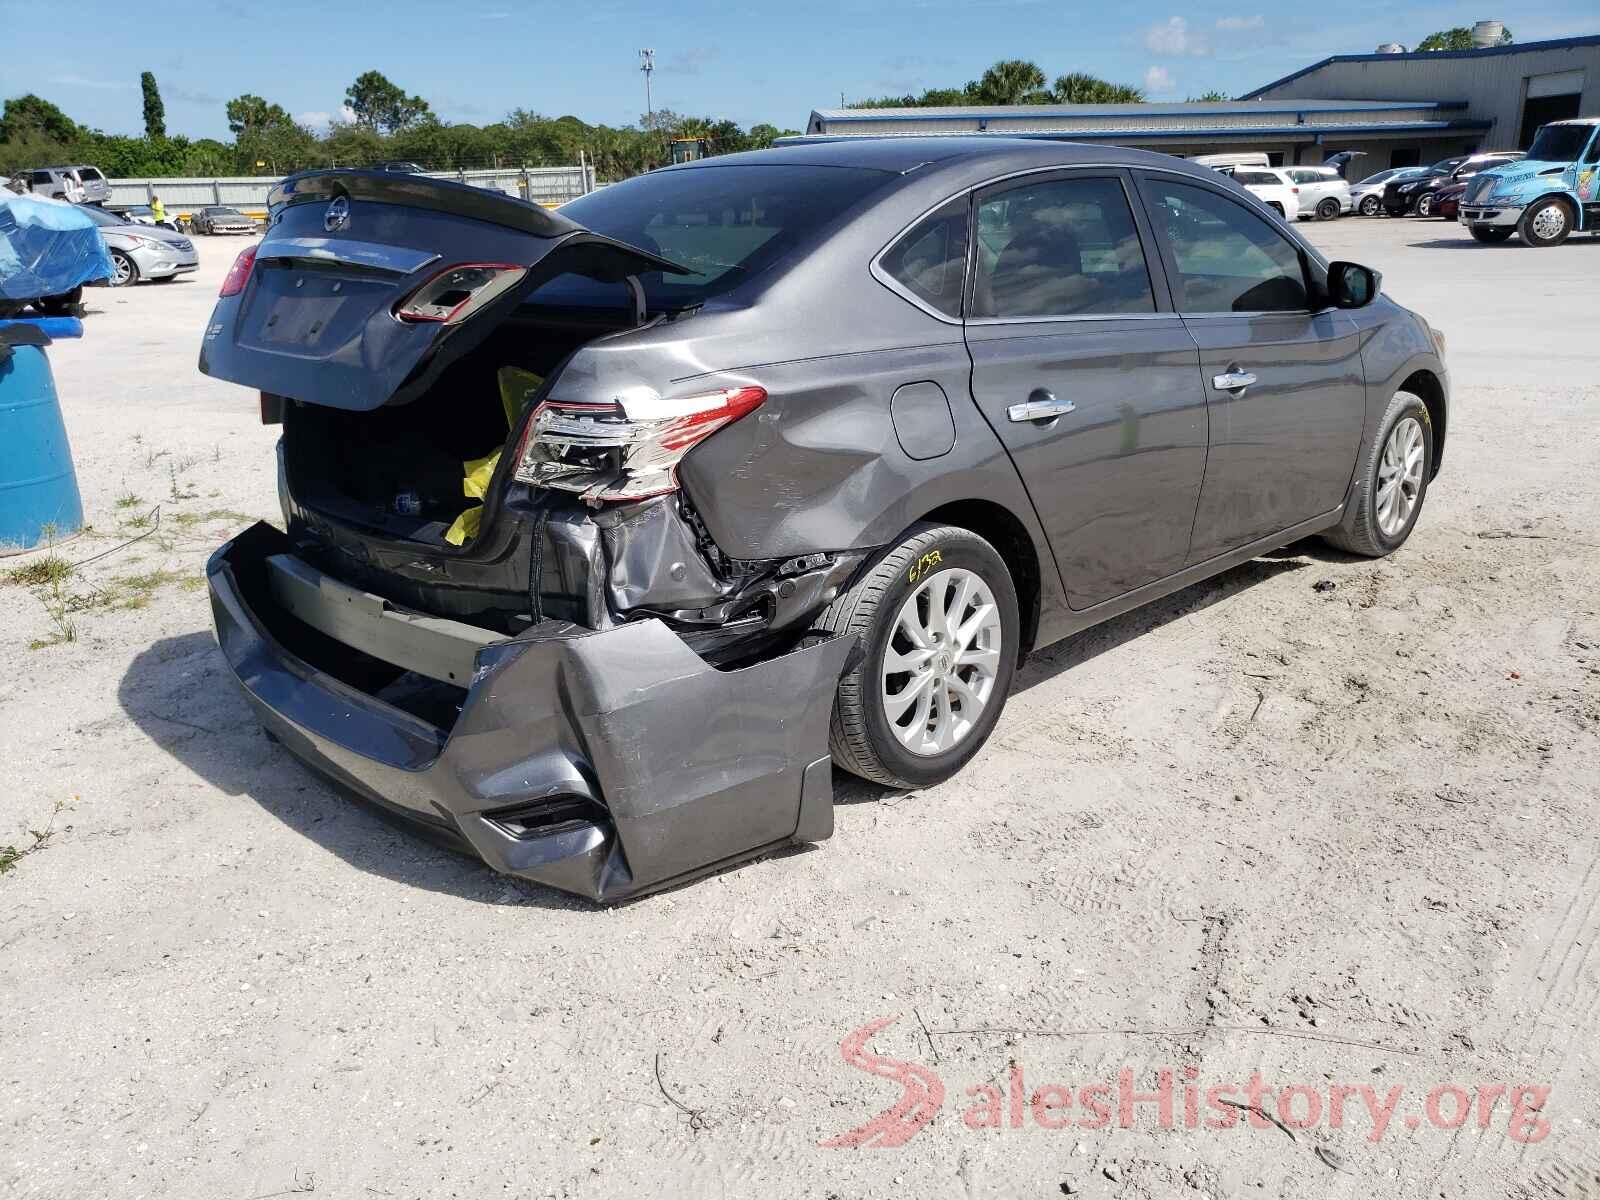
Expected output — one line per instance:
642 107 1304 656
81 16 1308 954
1241 33 1600 101
811 99 1466 126
778 119 1490 148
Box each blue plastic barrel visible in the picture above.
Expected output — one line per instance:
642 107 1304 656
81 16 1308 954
0 317 84 553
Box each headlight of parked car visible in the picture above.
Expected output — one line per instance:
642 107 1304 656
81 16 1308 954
131 235 171 250
1399 182 1419 192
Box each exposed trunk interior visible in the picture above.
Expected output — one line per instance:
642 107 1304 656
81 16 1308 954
283 304 633 545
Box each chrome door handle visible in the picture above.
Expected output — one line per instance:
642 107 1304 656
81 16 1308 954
1007 393 1075 423
1211 370 1257 391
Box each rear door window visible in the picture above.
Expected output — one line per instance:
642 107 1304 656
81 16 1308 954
878 198 968 318
1140 177 1308 313
971 175 1156 319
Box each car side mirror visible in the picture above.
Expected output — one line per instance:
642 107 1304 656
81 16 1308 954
1327 260 1380 308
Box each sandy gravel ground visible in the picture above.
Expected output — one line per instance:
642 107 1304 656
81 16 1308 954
2 217 1597 1200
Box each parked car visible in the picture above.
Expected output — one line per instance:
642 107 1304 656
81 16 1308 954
1283 166 1353 219
78 204 198 285
112 204 176 230
190 205 258 235
6 164 110 206
1189 152 1271 173
1351 167 1424 216
1230 167 1300 220
1383 153 1523 217
1433 178 1469 222
198 145 1448 901
1458 118 1600 246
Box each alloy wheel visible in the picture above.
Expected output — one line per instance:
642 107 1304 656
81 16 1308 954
880 567 1003 757
111 253 133 286
1376 416 1425 537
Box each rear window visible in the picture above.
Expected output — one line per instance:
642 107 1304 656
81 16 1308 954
529 164 894 311
77 167 104 182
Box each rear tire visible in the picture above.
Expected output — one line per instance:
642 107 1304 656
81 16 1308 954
1519 198 1572 247
1267 202 1285 218
1322 391 1433 558
1316 198 1340 220
1469 226 1514 244
35 286 82 316
821 523 1020 789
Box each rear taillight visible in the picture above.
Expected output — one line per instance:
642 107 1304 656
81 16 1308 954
1291 187 1300 194
394 263 527 324
218 244 257 297
512 385 767 502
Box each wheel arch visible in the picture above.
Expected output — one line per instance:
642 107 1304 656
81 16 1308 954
917 498 1042 658
1399 368 1447 477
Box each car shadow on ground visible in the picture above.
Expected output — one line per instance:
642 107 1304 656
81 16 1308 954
1409 237 1599 250
118 630 593 909
832 547 1323 806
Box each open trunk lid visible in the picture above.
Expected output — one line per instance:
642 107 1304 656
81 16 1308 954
198 169 686 412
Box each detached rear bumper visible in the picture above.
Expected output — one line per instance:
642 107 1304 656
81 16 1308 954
207 522 851 902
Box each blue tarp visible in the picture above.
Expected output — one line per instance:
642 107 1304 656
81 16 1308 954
0 194 115 302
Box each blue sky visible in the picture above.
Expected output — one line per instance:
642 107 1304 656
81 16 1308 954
5 0 1597 139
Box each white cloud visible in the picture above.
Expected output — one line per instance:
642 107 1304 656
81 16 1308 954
296 106 356 131
1143 16 1209 57
1216 14 1264 30
1144 65 1176 94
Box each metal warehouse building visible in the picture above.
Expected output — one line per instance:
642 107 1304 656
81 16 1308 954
802 33 1599 172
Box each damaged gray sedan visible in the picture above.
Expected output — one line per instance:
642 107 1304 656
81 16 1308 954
199 138 1448 900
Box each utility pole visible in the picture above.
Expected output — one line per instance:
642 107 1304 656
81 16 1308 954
639 48 655 131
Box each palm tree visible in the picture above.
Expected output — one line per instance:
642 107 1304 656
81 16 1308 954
973 60 1048 105
1052 72 1146 104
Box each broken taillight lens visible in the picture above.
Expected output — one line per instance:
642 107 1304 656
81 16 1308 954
512 385 766 502
218 244 257 297
394 263 527 324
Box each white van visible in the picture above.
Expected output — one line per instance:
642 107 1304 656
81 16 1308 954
1189 152 1272 175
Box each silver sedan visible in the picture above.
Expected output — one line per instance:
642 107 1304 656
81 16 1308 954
79 204 199 286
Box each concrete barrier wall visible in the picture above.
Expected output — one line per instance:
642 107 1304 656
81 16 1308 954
106 165 596 211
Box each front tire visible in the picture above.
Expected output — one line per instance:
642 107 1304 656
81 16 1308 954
1322 391 1433 558
821 523 1020 789
1469 226 1514 244
1519 198 1572 247
1359 195 1381 217
109 251 138 287
1316 197 1340 220
1415 192 1436 218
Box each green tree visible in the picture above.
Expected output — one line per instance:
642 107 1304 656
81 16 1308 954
1052 72 1146 103
140 71 166 139
226 94 293 137
0 94 81 143
971 59 1047 105
1187 89 1231 102
1417 24 1512 50
345 70 432 134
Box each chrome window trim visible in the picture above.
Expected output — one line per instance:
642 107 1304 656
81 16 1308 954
870 160 1327 329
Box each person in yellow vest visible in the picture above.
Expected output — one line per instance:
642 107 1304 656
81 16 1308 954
150 195 166 227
